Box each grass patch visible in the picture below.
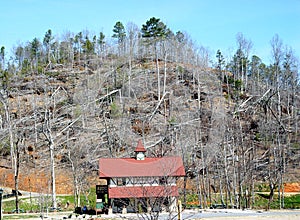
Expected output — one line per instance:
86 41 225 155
2 187 97 214
284 194 300 209
254 194 300 209
182 192 300 210
2 214 43 219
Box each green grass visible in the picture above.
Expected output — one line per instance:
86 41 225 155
257 194 300 209
284 194 300 209
2 214 44 219
2 188 97 214
182 192 300 210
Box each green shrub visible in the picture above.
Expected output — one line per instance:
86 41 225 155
110 101 120 118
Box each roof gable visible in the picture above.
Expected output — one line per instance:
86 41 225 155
99 156 185 178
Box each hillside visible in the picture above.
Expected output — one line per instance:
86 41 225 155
0 19 299 209
0 58 222 190
0 57 299 200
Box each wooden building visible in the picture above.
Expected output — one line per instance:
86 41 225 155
97 140 186 213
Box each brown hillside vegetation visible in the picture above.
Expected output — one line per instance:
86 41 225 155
0 167 99 194
1 58 299 204
0 24 299 211
284 183 300 193
0 168 74 194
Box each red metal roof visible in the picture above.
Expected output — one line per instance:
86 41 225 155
99 156 185 178
108 185 179 198
134 139 146 152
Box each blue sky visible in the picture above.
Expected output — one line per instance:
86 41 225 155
1 0 300 64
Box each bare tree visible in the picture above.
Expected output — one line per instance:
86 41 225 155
126 22 139 97
236 32 253 90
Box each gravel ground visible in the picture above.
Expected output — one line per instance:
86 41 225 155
3 209 300 219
